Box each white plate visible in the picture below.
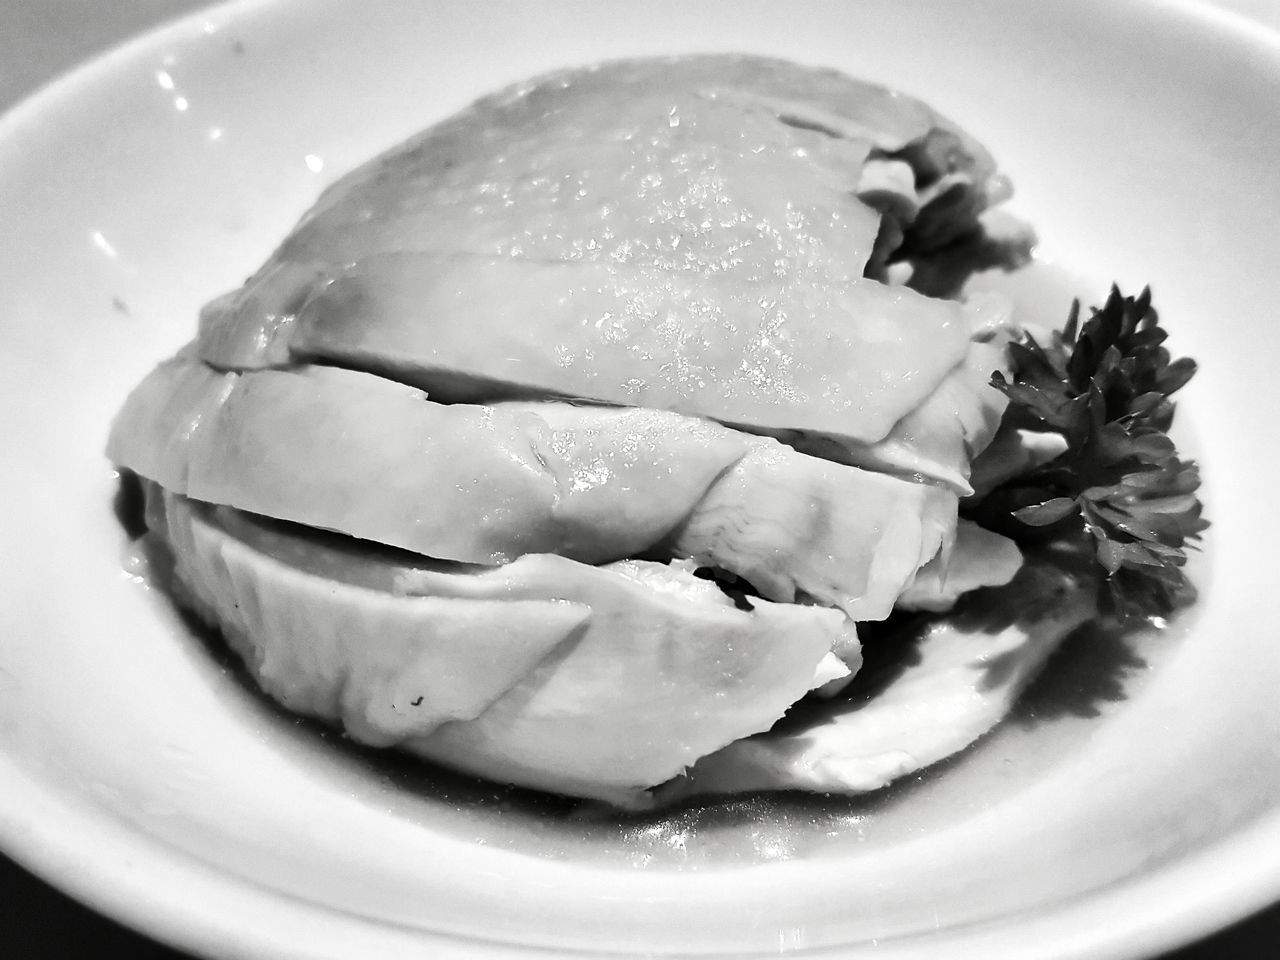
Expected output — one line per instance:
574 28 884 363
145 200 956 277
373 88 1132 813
2 1 1278 957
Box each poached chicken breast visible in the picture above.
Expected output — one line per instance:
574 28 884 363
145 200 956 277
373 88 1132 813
109 55 1049 805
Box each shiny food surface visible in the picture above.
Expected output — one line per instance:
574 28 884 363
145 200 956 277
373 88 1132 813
157 487 853 802
109 357 958 618
196 54 998 443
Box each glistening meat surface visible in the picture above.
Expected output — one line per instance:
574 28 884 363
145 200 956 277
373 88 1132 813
109 358 957 620
107 53 1054 803
193 54 1006 447
150 484 856 805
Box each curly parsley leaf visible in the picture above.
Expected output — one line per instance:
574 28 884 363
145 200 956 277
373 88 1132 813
973 286 1207 621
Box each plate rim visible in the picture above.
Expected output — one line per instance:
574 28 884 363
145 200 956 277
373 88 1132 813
3 1 1280 958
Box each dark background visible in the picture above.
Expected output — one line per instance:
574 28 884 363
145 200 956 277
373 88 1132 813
3 848 1280 958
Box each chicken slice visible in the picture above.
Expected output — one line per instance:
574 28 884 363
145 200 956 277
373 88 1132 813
896 519 1023 612
110 358 957 621
669 559 1094 799
152 484 856 805
193 54 1011 446
762 291 1016 493
147 485 588 744
665 439 953 619
268 61 883 283
198 252 970 446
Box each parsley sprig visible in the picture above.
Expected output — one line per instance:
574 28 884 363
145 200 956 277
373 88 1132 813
972 287 1207 621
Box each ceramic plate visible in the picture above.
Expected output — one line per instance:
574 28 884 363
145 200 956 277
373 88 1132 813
2 1 1279 957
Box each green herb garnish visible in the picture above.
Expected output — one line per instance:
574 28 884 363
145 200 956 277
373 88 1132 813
970 286 1207 621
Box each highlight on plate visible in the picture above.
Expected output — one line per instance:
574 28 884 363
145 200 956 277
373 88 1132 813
107 54 1205 808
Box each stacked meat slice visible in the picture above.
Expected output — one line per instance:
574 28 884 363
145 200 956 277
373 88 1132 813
109 55 1029 804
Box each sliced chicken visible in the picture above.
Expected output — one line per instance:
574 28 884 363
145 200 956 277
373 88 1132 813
897 519 1023 612
767 291 1017 492
151 483 856 804
193 54 1010 446
672 560 1094 798
108 54 1038 806
200 252 971 445
110 357 956 620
